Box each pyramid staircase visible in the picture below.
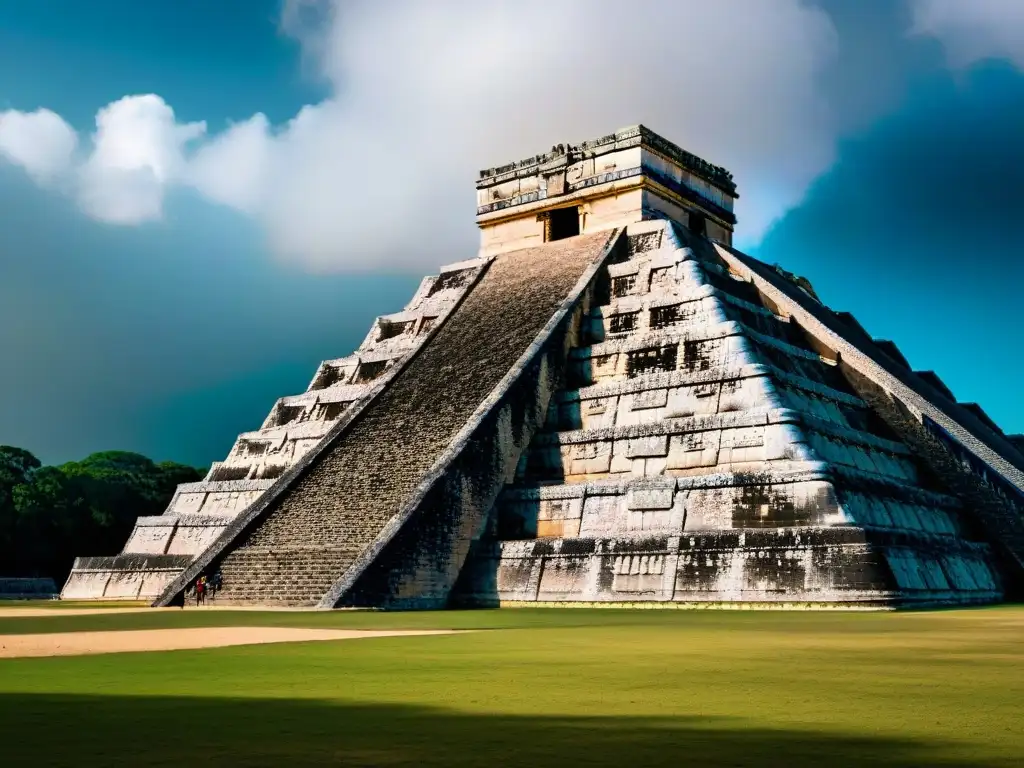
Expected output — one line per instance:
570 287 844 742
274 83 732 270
156 230 623 607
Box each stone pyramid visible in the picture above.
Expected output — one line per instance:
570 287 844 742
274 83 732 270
63 125 1024 609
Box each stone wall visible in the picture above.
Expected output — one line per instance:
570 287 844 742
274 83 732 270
0 577 58 600
457 526 998 608
61 555 192 600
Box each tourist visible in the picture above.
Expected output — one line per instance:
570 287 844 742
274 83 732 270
210 569 223 601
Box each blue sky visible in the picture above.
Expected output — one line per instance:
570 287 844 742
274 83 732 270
0 0 1022 466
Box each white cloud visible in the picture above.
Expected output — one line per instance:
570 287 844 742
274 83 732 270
1 0 843 270
78 94 206 224
188 113 271 214
911 0 1024 69
0 108 77 184
199 0 841 269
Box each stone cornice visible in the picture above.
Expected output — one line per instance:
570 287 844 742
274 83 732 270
475 170 736 228
477 125 737 197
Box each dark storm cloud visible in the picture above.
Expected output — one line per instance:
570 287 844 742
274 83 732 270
0 174 419 464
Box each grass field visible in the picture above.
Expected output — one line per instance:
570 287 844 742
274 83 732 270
0 606 1021 767
0 599 149 611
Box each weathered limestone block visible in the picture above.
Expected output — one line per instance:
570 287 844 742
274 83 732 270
61 571 113 600
166 516 229 555
612 552 668 595
678 479 841 531
536 497 584 538
495 556 542 600
617 388 669 426
579 492 629 537
666 381 721 418
192 489 267 515
568 440 612 476
104 570 146 599
579 395 618 430
170 492 205 515
538 555 592 600
625 485 686 533
666 430 721 469
764 422 812 462
625 434 669 459
123 517 176 555
626 485 674 510
138 569 182 599
632 387 669 410
718 374 781 413
717 425 767 465
671 530 889 603
61 554 192 600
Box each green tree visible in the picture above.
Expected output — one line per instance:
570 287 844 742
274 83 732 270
1 447 203 583
59 451 204 563
11 466 79 578
156 460 208 495
0 446 42 571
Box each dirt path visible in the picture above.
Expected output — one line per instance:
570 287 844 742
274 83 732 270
0 627 461 658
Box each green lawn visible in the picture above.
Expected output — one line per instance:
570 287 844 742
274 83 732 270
1 606 1021 767
0 599 148 611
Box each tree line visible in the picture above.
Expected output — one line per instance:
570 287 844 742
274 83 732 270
0 446 204 585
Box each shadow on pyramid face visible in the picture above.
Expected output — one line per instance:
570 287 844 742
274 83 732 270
0 693 1003 768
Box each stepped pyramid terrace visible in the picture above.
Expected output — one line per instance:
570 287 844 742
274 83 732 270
61 125 1024 609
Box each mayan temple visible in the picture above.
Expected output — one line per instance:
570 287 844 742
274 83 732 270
62 125 1024 609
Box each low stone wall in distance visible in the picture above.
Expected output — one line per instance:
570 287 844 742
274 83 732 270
0 577 58 600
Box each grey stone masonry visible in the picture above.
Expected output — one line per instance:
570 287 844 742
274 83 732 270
453 219 1006 608
711 242 1024 590
162 230 620 607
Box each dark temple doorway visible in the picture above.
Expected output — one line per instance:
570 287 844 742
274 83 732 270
688 211 707 238
548 207 580 241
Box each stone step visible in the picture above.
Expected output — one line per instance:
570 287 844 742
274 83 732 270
197 233 616 608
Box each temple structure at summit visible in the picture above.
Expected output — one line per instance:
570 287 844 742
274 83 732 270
62 125 1024 609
